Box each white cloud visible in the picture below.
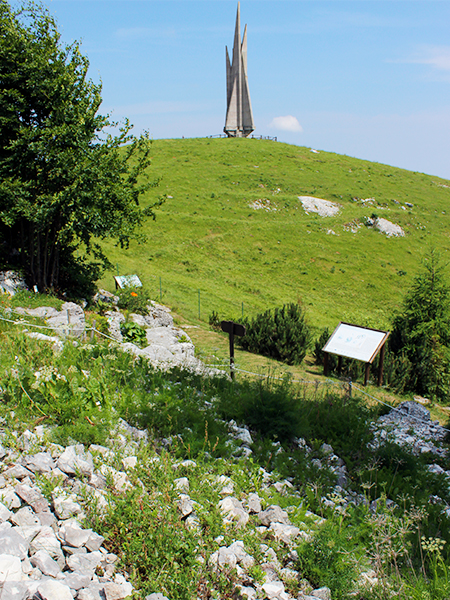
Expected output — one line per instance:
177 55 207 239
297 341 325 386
392 46 450 71
269 115 303 133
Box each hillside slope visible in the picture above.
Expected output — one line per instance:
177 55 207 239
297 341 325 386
99 138 450 330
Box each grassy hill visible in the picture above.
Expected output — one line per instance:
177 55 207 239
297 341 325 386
99 137 450 332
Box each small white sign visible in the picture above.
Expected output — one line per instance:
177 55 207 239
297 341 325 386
323 322 389 363
114 275 142 289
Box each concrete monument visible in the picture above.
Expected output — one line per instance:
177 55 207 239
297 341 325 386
224 3 254 138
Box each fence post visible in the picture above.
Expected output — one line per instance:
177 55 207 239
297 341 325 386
159 277 162 302
91 320 96 341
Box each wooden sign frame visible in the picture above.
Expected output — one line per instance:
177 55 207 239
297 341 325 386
322 322 390 386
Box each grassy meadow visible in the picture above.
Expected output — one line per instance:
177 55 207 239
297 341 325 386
99 137 450 332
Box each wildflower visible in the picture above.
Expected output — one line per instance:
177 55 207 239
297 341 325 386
131 292 138 297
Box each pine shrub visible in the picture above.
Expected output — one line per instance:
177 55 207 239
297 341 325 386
238 302 312 365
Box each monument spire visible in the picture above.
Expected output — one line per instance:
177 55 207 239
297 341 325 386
224 2 254 138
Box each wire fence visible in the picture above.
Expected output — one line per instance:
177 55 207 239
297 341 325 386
2 309 450 433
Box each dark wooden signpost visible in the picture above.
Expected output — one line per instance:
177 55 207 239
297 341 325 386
221 320 246 380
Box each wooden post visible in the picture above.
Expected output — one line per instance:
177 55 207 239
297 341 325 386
364 363 371 386
229 328 235 380
323 352 329 376
377 343 386 387
221 321 246 381
337 355 343 377
91 320 96 341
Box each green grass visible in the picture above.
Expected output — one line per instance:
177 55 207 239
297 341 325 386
98 137 450 331
2 304 450 599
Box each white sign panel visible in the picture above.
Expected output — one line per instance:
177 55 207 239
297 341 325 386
114 275 142 289
323 323 389 363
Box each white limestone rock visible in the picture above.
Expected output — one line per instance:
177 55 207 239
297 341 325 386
57 445 94 477
174 477 189 493
209 547 237 571
268 522 302 545
262 581 286 599
311 587 332 600
30 549 61 577
61 570 93 591
58 521 93 548
52 491 83 520
258 505 291 526
0 554 24 582
47 302 86 338
0 501 12 523
0 529 29 560
218 496 249 528
22 452 55 474
103 581 134 599
30 526 63 561
10 507 40 528
177 494 194 518
37 579 73 600
67 551 103 574
246 493 262 514
215 475 234 496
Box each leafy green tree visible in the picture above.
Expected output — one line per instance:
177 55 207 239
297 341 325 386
390 250 450 400
0 1 161 295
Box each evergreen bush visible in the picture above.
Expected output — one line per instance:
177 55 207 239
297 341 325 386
389 250 450 401
238 302 312 365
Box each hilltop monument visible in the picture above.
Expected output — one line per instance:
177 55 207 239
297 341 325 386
224 2 254 138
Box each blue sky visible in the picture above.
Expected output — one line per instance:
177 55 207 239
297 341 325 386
42 0 450 179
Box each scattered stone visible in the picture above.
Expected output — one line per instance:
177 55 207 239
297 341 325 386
371 401 447 456
299 196 340 217
218 497 249 527
37 579 74 600
0 271 27 296
258 505 291 526
311 587 332 600
30 549 61 577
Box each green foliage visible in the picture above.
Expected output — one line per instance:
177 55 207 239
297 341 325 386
9 290 63 310
296 520 359 599
3 298 450 599
98 137 450 331
88 458 200 599
116 287 151 315
120 321 147 347
218 375 305 441
0 2 162 295
209 310 221 330
390 250 450 400
314 327 332 366
238 303 312 365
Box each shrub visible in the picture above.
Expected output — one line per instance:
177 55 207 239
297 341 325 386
117 286 151 315
209 310 221 330
238 302 312 365
389 250 450 401
296 520 359 599
120 322 147 347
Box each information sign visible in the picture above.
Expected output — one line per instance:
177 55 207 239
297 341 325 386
323 322 389 364
114 275 142 290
